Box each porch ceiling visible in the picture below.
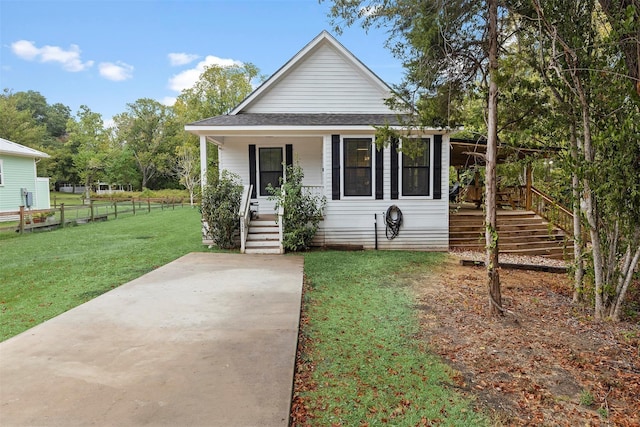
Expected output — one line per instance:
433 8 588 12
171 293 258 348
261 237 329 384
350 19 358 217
450 139 560 168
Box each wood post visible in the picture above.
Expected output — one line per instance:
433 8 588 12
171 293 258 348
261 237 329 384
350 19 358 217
132 199 136 215
113 201 118 219
60 203 65 228
147 199 151 213
19 206 25 234
525 164 532 210
90 200 94 222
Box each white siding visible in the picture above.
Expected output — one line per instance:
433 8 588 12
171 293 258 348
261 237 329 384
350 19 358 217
217 137 323 214
0 155 37 213
316 134 449 251
245 43 393 114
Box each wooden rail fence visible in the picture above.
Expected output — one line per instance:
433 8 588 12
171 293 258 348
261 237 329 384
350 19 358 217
0 197 187 235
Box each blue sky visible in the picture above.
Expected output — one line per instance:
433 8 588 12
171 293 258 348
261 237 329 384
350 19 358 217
0 0 403 124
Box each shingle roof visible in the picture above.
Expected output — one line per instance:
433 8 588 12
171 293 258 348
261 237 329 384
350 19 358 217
0 138 50 158
188 113 410 127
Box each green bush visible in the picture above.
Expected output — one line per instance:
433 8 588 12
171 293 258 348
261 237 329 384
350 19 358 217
269 163 325 252
200 171 243 249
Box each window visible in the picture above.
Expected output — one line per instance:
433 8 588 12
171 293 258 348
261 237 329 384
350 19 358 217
0 159 3 186
259 147 283 196
402 138 430 196
344 138 372 196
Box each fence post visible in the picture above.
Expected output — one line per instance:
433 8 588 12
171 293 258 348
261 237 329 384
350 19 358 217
90 199 94 222
19 206 25 234
132 199 136 215
172 198 175 210
53 195 57 208
60 203 65 228
113 201 118 219
147 199 151 213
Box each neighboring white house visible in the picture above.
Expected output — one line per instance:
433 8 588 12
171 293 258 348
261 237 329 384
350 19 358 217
186 31 451 252
0 138 51 219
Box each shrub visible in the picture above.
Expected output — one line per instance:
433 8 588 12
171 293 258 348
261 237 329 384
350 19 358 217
200 171 243 249
268 162 325 252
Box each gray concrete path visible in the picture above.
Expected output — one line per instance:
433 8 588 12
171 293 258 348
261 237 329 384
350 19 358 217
0 253 304 427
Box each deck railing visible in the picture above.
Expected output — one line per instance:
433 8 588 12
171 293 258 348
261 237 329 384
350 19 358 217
238 184 253 254
529 186 575 235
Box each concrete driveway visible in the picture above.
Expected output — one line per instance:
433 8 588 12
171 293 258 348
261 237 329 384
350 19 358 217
0 252 304 427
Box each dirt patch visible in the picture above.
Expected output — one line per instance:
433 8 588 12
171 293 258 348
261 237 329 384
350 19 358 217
414 256 640 426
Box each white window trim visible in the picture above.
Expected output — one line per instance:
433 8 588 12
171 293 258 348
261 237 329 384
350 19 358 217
0 159 4 186
341 135 376 199
399 137 433 200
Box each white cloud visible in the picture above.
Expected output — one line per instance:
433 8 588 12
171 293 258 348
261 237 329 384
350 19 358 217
11 40 94 72
168 52 200 66
160 96 176 106
168 55 242 92
98 61 134 81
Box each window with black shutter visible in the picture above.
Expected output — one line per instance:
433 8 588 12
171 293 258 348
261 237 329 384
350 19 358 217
343 138 372 196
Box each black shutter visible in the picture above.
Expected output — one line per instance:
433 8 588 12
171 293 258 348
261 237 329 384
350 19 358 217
285 144 293 169
375 145 384 199
248 144 257 198
390 137 399 200
331 134 340 200
433 135 442 199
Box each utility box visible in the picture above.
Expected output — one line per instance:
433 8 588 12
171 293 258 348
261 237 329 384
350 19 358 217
22 188 33 208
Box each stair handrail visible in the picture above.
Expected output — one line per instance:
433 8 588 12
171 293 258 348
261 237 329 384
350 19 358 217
529 186 574 235
277 186 285 254
239 184 253 254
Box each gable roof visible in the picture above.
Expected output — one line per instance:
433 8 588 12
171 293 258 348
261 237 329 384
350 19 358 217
0 138 50 159
229 30 399 115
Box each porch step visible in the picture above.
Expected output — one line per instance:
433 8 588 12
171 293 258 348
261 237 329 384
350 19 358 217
245 220 282 255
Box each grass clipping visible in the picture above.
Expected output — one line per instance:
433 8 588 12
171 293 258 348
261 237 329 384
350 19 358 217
292 251 490 426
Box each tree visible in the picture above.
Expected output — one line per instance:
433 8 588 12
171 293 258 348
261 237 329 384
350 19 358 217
174 144 200 206
66 105 109 197
113 98 177 189
512 0 640 320
325 0 506 315
0 89 48 148
172 63 261 183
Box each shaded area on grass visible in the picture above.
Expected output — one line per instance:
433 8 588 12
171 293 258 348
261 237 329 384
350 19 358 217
292 250 491 426
415 256 640 426
0 208 207 341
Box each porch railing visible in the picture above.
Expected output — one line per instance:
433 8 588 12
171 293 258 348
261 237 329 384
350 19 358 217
278 187 285 254
239 184 253 254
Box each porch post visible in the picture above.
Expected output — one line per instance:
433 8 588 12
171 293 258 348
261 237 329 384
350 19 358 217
199 135 208 190
525 163 532 210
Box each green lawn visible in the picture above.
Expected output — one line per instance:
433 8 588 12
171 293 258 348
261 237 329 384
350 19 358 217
0 207 208 341
1 217 489 424
298 251 491 426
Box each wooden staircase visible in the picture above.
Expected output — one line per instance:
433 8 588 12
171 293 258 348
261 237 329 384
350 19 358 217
449 209 573 260
245 216 282 255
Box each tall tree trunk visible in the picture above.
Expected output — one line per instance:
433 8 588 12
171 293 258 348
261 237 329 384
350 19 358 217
569 123 585 303
486 0 502 316
576 85 606 320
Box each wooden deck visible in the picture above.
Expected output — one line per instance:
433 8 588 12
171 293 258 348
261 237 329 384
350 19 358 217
449 204 573 259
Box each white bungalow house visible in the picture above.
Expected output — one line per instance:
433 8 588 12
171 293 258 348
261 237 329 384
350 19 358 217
0 137 51 220
186 31 451 253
